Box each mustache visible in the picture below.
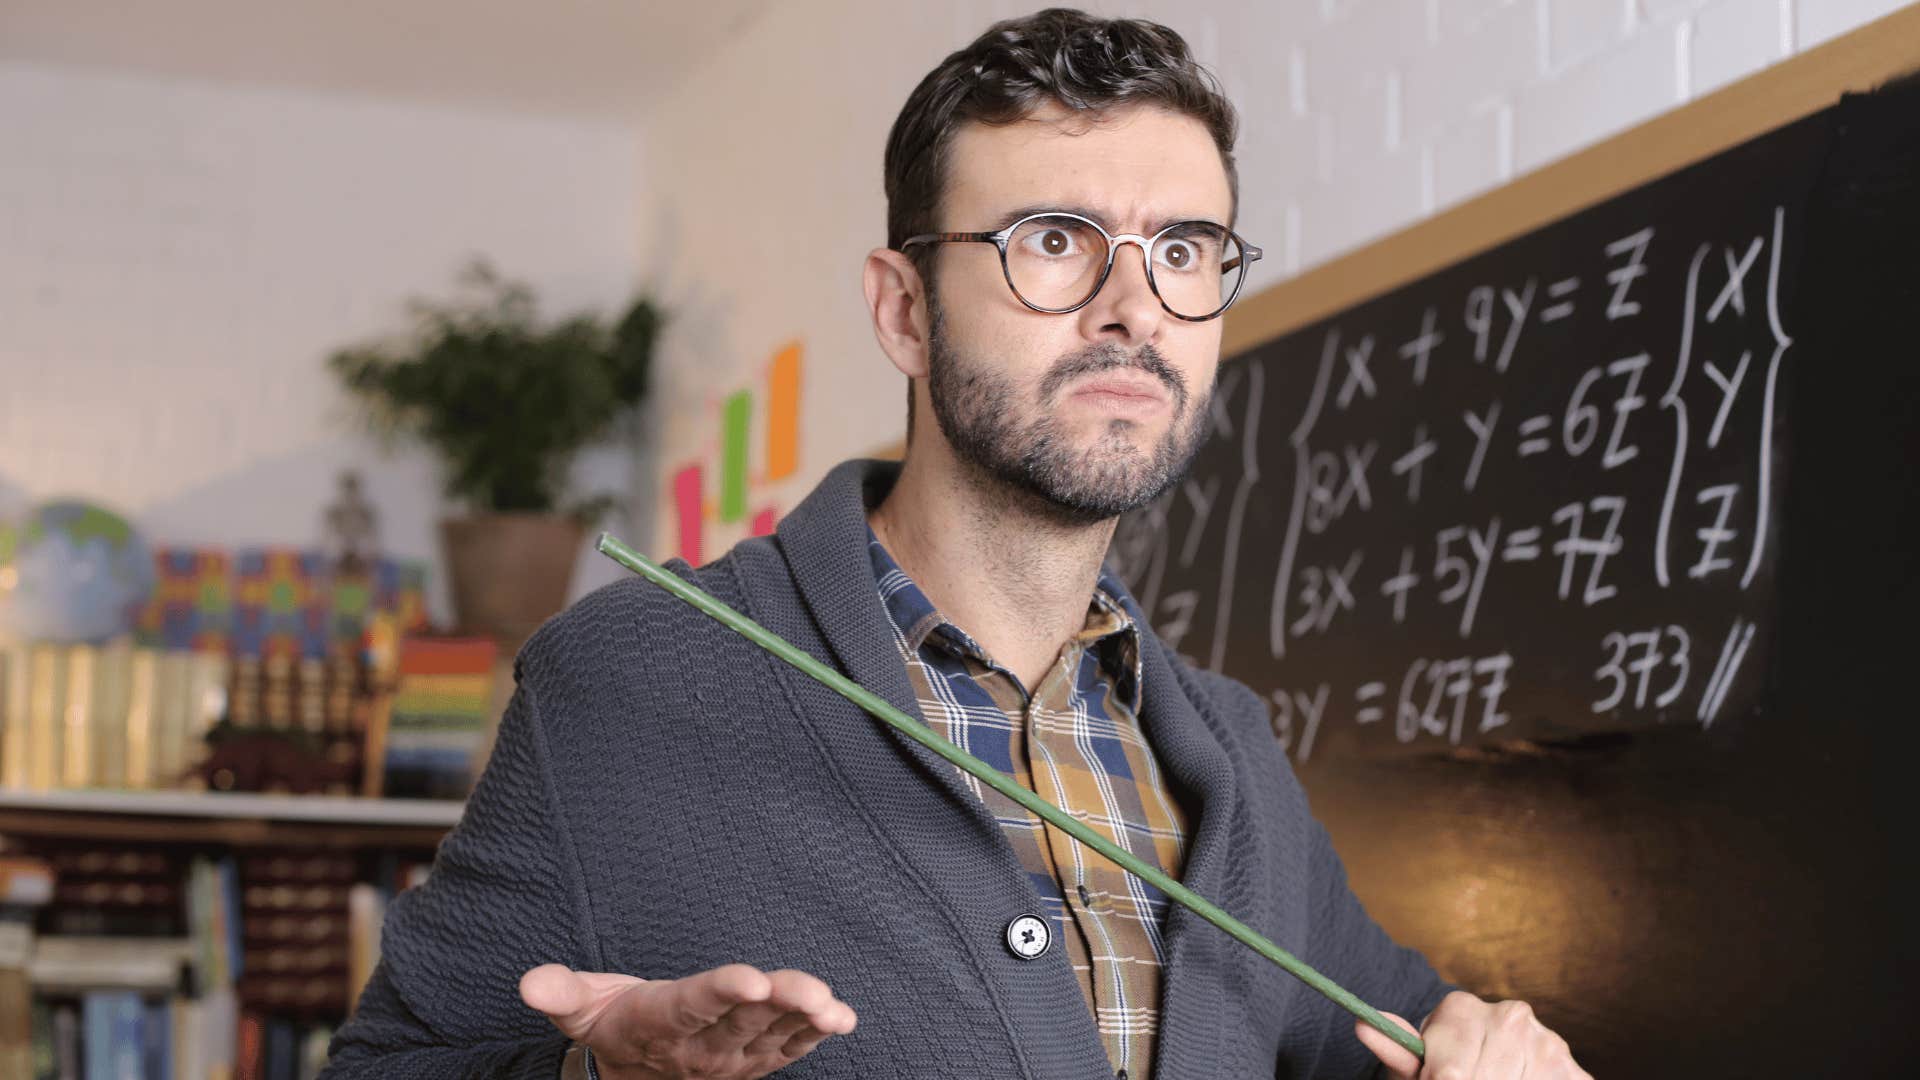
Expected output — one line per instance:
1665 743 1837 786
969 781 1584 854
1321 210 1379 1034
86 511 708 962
1038 342 1189 412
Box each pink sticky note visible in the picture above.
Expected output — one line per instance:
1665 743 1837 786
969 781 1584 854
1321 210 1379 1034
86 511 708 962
672 463 704 564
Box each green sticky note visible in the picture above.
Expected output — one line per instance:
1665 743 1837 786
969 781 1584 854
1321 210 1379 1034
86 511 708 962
720 390 752 523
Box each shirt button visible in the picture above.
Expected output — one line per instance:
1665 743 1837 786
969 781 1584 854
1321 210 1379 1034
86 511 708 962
1004 913 1051 959
1076 883 1092 906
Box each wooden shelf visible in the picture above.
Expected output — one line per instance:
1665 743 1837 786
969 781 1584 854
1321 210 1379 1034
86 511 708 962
0 789 462 849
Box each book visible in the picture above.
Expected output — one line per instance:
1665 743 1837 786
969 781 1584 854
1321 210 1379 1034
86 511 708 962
150 651 189 789
52 1003 78 1080
81 989 143 1080
234 1009 262 1080
169 996 203 1080
344 884 384 1013
28 644 64 791
28 939 192 995
60 645 93 789
141 998 171 1080
1 643 30 789
0 856 55 909
28 994 55 1079
187 857 236 993
124 648 159 790
199 987 236 1080
379 637 498 800
89 641 132 791
298 1024 331 1080
263 1017 293 1080
0 967 30 1079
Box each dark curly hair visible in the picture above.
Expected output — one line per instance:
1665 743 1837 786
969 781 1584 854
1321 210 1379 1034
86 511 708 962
884 7 1239 276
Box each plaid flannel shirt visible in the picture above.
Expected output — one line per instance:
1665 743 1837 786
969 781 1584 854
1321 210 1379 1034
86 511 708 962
868 528 1190 1079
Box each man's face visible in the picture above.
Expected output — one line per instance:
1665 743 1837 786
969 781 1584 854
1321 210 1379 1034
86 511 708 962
922 101 1232 524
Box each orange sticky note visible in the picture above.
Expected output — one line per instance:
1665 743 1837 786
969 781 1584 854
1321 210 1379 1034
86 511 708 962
767 342 802 482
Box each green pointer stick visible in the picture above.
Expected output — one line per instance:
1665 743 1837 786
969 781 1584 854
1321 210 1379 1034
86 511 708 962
596 532 1427 1062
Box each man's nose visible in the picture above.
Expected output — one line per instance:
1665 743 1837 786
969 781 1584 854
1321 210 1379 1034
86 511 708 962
1083 238 1165 344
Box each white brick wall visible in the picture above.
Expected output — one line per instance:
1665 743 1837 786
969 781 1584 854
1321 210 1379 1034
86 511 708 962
1545 0 1635 73
1799 0 1914 43
1513 18 1680 170
4 1 1904 572
1692 0 1791 95
1402 1 1539 148
1428 102 1511 210
635 0 1910 556
0 62 643 618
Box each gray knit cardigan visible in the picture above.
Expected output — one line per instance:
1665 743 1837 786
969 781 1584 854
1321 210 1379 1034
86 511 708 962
320 458 1449 1079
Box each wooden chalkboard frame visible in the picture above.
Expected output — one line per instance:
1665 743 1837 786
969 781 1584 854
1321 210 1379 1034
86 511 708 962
1218 2 1920 358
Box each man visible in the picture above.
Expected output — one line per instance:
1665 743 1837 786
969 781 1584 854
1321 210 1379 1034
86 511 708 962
324 10 1587 1079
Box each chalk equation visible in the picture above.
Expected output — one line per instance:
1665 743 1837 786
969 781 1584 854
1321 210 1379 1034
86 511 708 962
1110 205 1793 762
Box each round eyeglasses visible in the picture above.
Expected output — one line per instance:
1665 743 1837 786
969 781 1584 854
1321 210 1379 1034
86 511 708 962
900 211 1262 322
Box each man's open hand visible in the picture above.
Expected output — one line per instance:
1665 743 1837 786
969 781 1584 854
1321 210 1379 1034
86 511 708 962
1357 991 1591 1079
520 963 857 1080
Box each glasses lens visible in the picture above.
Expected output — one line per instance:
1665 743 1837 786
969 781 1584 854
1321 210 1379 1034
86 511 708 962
1004 216 1109 311
1152 223 1243 319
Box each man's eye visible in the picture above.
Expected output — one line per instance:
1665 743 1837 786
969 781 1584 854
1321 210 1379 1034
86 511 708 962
1159 240 1196 269
1034 228 1076 256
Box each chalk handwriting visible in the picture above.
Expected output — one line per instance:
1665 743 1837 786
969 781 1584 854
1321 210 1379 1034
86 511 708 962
1605 227 1654 319
1114 204 1790 753
1593 625 1690 713
1397 653 1514 745
1399 307 1443 386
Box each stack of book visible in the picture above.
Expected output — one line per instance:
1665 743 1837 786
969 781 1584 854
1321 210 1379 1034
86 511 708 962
0 642 229 793
42 849 182 938
3 841 424 1078
216 647 370 796
370 637 499 801
4 849 241 1078
0 543 483 800
236 853 355 1016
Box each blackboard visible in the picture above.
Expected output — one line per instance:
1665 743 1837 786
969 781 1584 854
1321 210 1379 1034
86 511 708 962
1112 108 1818 760
1108 57 1920 1080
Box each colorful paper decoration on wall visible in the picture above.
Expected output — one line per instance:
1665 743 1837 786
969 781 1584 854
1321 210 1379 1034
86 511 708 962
234 549 333 659
137 547 428 657
669 341 804 565
139 548 233 654
720 390 752 524
766 342 801 483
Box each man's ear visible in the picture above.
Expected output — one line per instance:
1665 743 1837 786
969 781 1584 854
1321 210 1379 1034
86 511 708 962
864 247 932 380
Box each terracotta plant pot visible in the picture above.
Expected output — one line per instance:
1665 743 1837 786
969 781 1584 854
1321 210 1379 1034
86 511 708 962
439 513 587 645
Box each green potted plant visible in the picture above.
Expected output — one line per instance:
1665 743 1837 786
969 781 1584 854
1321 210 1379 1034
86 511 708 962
329 259 661 644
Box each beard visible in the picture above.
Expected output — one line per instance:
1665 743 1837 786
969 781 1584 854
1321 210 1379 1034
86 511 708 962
924 296 1214 526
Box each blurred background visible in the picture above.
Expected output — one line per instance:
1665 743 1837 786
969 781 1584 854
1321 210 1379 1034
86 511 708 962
0 1 1909 1076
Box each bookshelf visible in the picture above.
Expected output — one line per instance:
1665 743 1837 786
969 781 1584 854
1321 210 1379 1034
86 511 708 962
0 589 511 1071
0 790 461 849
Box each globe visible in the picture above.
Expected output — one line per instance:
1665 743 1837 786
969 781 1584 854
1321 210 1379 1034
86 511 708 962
0 500 156 643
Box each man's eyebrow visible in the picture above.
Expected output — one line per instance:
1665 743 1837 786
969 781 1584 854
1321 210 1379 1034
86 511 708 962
988 203 1227 234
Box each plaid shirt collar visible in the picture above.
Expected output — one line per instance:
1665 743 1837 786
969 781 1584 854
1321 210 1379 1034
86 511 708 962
865 523 1143 711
